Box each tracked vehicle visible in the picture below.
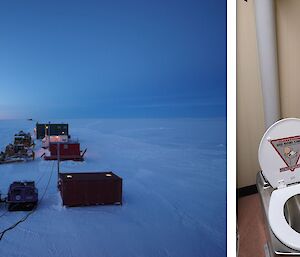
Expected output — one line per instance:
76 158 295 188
7 181 38 211
0 132 35 164
14 131 34 147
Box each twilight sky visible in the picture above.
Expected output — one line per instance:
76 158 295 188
0 0 226 119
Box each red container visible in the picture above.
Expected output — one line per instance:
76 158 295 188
44 142 83 161
58 172 122 206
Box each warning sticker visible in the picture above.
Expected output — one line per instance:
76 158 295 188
270 135 300 172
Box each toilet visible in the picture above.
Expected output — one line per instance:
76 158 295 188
258 118 300 254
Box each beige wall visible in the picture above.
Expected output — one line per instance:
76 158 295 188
237 0 300 188
276 0 300 118
237 0 266 188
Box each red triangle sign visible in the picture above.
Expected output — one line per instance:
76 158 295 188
270 135 300 172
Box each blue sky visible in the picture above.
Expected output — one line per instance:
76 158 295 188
0 0 226 119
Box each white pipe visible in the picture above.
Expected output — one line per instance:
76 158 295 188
253 0 281 128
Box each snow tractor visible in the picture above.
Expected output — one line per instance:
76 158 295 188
14 131 34 147
7 181 38 211
0 144 35 164
0 131 35 164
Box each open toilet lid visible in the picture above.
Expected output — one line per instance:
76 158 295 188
259 118 300 189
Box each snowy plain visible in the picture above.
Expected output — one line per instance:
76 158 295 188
0 118 226 257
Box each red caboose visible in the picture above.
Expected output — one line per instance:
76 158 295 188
44 141 86 161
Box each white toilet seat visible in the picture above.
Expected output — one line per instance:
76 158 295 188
269 183 300 251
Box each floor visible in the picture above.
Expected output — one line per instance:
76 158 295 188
238 193 267 257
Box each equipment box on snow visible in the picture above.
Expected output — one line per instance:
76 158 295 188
36 123 69 139
58 172 122 206
44 141 85 161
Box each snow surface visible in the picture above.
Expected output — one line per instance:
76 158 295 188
0 118 226 257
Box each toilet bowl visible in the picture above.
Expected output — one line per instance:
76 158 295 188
269 184 300 251
258 118 300 252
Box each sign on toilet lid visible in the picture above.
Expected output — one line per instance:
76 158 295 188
259 118 300 189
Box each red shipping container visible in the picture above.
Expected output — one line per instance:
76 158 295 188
44 142 84 161
58 172 122 206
